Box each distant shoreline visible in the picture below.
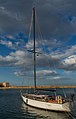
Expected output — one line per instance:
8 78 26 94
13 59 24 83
0 85 76 89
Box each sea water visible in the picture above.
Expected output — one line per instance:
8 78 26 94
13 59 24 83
0 89 76 119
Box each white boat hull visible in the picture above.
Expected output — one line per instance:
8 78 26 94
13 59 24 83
21 95 71 112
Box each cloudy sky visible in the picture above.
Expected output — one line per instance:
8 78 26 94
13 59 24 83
0 0 76 86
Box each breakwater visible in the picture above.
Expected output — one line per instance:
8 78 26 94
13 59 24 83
0 85 76 89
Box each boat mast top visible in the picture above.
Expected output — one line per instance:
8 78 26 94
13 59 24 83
33 7 36 89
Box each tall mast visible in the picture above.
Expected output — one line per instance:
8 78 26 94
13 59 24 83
33 7 36 89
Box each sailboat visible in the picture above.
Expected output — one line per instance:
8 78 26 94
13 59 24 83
21 7 73 112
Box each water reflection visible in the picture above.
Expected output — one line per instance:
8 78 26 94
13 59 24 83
21 103 70 119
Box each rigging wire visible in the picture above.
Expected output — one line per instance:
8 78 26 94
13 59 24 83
31 5 59 92
28 12 33 41
34 2 69 98
67 112 76 119
35 10 44 42
64 111 76 119
31 6 58 88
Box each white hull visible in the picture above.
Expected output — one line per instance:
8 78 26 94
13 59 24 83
21 95 71 112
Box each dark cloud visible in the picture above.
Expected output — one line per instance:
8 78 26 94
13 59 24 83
0 0 76 37
0 0 33 34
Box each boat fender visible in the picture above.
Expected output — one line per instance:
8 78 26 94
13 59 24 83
56 96 62 104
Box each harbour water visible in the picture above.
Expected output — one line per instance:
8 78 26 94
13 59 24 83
0 89 76 119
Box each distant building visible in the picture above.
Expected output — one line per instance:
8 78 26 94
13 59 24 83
0 82 10 87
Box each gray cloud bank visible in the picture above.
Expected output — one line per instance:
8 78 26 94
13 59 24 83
0 0 76 37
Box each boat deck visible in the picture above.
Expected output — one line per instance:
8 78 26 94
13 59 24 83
22 93 67 104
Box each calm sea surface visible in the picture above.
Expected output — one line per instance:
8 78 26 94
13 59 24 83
0 88 76 119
